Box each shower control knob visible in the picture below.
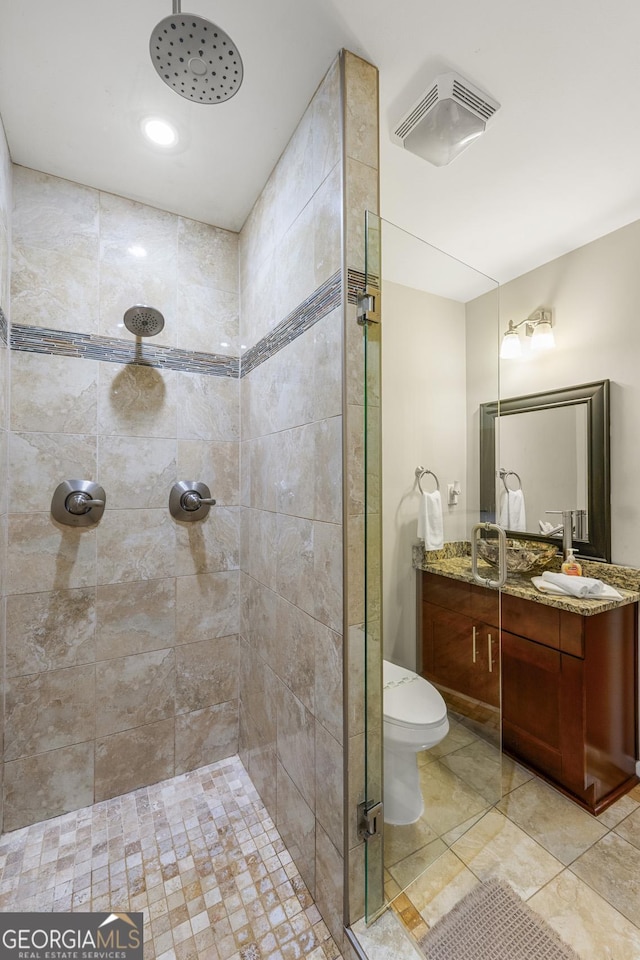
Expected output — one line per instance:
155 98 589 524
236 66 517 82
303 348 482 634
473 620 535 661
66 492 106 515
170 481 216 522
51 480 107 528
181 490 217 512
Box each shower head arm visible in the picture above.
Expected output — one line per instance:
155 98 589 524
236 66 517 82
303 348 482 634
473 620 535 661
173 0 180 13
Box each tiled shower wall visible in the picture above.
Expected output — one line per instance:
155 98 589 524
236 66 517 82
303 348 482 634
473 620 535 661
0 119 12 835
238 51 379 948
3 167 241 831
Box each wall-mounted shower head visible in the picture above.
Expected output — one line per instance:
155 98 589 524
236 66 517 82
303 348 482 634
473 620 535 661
149 0 243 104
123 305 165 337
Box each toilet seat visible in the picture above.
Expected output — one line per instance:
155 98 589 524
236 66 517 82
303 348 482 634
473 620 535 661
383 660 447 729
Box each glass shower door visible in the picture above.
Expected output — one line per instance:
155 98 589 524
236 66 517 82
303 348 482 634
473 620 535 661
361 211 384 920
362 212 505 921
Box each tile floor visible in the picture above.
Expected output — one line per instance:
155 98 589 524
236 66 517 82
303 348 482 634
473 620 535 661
383 711 640 959
0 756 343 960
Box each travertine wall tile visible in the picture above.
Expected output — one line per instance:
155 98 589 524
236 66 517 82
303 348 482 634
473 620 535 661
7 513 97 594
97 362 178 439
5 664 96 760
276 760 316 896
4 743 94 832
277 681 316 812
98 436 176 509
95 578 176 659
175 699 239 773
174 504 240 576
175 634 239 714
275 597 316 713
176 439 239 505
9 432 97 513
6 588 96 677
95 718 175 802
315 721 345 856
95 648 175 737
176 570 239 643
96 508 176 583
11 351 98 435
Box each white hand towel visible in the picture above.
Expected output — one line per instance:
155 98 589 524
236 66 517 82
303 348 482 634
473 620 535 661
532 575 623 599
499 489 527 531
417 491 444 551
539 571 622 599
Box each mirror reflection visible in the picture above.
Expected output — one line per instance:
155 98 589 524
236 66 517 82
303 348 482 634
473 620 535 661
498 404 588 536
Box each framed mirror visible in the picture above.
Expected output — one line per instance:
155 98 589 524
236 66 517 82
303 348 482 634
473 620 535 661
480 380 610 561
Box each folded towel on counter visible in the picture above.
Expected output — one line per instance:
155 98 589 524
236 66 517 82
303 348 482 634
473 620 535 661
499 489 527 531
418 490 444 551
538 520 563 536
532 571 623 599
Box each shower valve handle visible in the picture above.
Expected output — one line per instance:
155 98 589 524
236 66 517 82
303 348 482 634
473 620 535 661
170 481 216 522
66 492 105 514
181 491 217 511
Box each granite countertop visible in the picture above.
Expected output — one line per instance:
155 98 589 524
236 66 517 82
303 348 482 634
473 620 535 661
412 542 640 617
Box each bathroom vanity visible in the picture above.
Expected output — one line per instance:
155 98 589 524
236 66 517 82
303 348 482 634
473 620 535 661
415 554 640 815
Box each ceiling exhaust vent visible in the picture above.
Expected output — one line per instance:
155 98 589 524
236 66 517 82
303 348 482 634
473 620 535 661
392 71 500 167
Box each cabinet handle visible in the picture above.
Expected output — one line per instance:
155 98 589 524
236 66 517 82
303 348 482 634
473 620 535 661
488 633 493 672
472 626 477 663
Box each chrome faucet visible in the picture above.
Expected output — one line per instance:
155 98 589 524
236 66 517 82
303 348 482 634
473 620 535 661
546 508 577 559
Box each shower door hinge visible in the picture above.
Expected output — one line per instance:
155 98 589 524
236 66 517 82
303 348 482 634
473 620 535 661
358 799 383 841
357 288 380 326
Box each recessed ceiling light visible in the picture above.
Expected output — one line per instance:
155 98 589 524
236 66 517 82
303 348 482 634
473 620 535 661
142 117 178 147
128 245 147 258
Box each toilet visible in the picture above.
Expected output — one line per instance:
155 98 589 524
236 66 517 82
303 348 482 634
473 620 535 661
383 659 449 826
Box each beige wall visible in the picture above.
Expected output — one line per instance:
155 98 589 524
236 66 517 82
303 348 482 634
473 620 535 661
0 117 11 835
382 281 467 670
466 218 640 566
4 167 241 831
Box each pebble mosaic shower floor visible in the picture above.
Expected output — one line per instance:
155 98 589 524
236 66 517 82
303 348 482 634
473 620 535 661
0 756 343 960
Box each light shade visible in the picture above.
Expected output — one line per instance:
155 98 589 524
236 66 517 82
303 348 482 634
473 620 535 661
500 329 522 359
403 98 486 167
530 319 556 351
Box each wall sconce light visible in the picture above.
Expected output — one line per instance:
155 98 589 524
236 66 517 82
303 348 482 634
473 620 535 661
500 309 555 359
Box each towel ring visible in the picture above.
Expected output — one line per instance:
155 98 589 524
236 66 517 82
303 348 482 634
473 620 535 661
499 468 522 493
415 466 440 494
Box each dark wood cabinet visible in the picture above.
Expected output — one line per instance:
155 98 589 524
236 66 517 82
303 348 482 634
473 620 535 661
418 570 639 815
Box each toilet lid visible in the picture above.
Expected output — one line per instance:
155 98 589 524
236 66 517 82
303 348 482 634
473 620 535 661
383 659 447 728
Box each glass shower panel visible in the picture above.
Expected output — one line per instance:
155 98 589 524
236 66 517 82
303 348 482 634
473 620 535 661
363 214 503 920
362 211 384 921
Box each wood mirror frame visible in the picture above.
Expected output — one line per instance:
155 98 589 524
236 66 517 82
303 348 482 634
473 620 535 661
479 380 610 561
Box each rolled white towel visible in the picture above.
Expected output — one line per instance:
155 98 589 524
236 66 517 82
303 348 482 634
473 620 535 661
540 571 622 599
417 491 444 551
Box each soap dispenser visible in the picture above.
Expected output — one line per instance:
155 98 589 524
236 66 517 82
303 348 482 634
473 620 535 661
561 548 582 577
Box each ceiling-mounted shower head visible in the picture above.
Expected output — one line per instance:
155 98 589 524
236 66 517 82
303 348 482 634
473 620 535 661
149 0 243 104
123 305 165 337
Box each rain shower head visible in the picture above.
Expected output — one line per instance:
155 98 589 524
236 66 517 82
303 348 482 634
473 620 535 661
149 0 243 104
123 305 165 337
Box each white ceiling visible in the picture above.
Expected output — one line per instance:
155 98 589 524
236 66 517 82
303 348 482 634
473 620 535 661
2 0 640 289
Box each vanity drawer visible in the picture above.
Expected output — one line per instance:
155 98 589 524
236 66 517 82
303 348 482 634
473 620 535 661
421 572 472 615
501 593 560 651
471 584 500 626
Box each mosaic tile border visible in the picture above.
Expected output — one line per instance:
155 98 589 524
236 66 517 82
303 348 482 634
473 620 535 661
240 270 342 378
11 323 239 378
0 305 7 346
8 267 367 378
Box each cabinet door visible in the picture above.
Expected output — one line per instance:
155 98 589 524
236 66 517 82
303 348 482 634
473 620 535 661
422 602 498 706
502 630 565 782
